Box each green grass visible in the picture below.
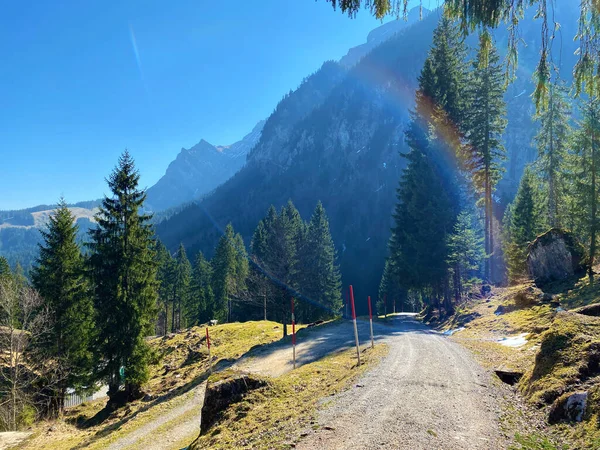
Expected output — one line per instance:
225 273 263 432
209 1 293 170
508 433 566 450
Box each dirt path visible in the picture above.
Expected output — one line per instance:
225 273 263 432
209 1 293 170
105 382 205 450
105 315 502 449
296 314 503 450
0 431 31 450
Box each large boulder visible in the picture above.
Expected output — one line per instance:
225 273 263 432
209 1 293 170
200 374 266 433
527 229 587 287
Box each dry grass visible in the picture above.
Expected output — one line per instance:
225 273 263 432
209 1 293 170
189 344 388 450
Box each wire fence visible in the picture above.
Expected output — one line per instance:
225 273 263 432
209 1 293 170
64 385 109 408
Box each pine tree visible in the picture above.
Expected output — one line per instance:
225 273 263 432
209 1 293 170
187 251 214 325
463 30 507 282
154 240 174 335
31 199 94 415
447 211 485 299
503 167 545 283
534 83 571 227
298 202 342 321
87 151 158 403
211 224 248 323
0 257 10 279
388 148 454 309
571 97 600 281
171 243 191 331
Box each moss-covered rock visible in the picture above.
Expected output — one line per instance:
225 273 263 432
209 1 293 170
527 229 587 287
548 391 588 424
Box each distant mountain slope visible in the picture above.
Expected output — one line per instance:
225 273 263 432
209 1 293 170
145 120 266 212
156 9 441 307
0 200 100 271
339 6 427 67
155 4 580 310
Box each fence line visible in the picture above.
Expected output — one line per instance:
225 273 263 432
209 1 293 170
64 385 109 408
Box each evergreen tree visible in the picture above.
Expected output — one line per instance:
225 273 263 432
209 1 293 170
31 199 94 415
388 148 455 309
154 240 174 335
187 251 214 325
503 167 546 283
171 243 191 331
534 83 571 227
0 257 10 279
570 97 600 281
463 30 507 282
447 211 485 299
298 202 342 321
87 151 158 403
211 224 248 323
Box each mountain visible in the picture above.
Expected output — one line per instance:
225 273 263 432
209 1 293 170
155 5 580 311
0 200 100 271
145 120 266 212
339 6 427 67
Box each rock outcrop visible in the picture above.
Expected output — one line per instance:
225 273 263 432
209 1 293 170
527 229 587 286
573 303 600 317
200 374 266 433
548 391 588 424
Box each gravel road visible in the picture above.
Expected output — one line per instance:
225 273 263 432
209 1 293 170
296 314 503 450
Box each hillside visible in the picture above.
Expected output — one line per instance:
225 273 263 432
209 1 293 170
155 4 580 309
440 276 600 449
0 201 100 270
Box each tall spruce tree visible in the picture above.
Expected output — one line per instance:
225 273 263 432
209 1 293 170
87 151 158 403
31 199 94 415
463 30 507 282
298 202 342 321
154 240 174 335
171 243 191 331
211 224 248 323
187 251 214 326
447 210 485 300
571 98 600 281
503 167 546 283
534 83 571 227
0 257 10 278
388 148 455 309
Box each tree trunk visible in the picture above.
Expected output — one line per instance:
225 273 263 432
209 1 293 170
591 107 597 282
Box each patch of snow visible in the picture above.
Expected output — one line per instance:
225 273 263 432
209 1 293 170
497 333 529 348
556 307 565 312
443 327 465 336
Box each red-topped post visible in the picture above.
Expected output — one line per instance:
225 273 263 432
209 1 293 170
349 285 361 365
291 297 296 369
368 296 374 349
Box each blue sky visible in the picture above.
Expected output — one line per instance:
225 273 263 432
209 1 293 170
1 0 431 210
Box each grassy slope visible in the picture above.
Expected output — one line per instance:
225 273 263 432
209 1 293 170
18 320 383 450
19 321 293 449
441 278 600 450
